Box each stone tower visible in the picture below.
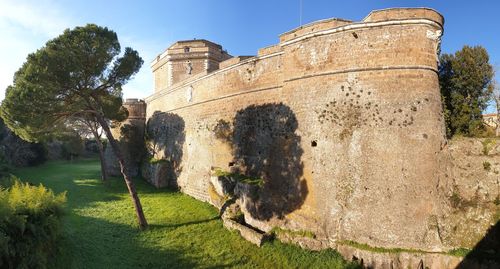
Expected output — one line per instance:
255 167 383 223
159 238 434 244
104 98 147 177
151 39 232 91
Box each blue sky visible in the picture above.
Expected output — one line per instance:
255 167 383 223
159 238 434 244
0 0 498 112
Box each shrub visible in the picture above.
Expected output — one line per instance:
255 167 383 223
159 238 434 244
483 161 492 171
0 151 11 179
481 138 496 155
0 177 66 269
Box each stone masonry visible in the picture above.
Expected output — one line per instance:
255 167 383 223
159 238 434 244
112 8 499 268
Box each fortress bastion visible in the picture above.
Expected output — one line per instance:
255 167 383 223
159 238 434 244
108 8 500 269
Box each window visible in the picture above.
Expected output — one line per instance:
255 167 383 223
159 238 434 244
184 47 190 53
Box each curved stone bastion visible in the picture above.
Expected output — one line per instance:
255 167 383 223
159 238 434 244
109 8 500 269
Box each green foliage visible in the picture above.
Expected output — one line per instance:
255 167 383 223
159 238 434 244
119 123 146 164
449 191 463 209
0 23 147 227
12 159 358 269
0 177 66 269
483 161 492 171
84 138 104 154
0 24 143 143
212 119 232 141
439 46 494 138
339 240 427 255
481 138 496 155
61 133 84 160
214 168 265 187
271 227 316 239
148 157 167 164
0 118 47 167
494 196 500 206
0 151 11 179
449 191 479 210
447 248 471 257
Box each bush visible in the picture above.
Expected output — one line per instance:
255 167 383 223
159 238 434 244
0 177 66 269
483 161 492 171
0 118 47 167
0 151 11 179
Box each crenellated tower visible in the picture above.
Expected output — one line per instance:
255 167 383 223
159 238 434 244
151 39 232 91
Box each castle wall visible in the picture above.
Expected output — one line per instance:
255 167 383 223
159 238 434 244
104 99 146 177
144 8 451 252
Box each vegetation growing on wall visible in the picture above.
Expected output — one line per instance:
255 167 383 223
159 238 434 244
213 103 308 221
214 168 265 187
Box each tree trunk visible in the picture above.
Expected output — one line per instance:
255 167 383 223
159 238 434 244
96 138 108 181
91 128 108 181
96 115 148 229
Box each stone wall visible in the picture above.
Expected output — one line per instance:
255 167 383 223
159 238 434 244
120 7 499 268
145 7 447 250
104 99 146 177
438 138 499 248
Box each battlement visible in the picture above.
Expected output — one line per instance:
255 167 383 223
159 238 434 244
147 8 443 101
363 7 443 25
280 7 442 44
123 98 146 119
151 39 232 91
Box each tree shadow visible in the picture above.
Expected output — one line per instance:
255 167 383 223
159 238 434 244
51 215 201 269
118 122 147 176
456 220 500 268
149 216 219 230
219 103 307 221
145 111 185 188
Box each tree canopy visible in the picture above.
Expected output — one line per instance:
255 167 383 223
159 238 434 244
0 24 148 228
439 45 495 137
1 24 132 142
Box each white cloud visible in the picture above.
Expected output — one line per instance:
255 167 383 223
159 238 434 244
0 0 72 37
0 0 75 100
0 0 162 102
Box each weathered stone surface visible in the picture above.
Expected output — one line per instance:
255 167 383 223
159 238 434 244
222 218 268 247
437 137 500 249
111 7 500 268
151 40 232 91
275 233 328 251
210 174 235 197
142 161 170 188
336 245 462 269
104 99 146 177
145 7 448 252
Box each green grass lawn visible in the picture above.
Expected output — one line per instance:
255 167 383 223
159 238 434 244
13 159 358 269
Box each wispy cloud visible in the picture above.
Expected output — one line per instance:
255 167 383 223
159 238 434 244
0 0 73 37
0 0 160 101
0 0 75 99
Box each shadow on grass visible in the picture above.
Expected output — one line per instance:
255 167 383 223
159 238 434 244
149 216 219 230
52 215 202 269
14 159 358 269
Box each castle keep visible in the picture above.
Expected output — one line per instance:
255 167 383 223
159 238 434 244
111 8 499 268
